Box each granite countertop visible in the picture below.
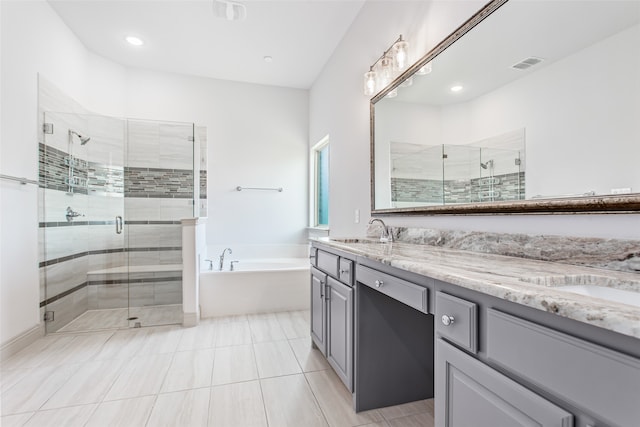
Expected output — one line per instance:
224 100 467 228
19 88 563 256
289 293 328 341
312 237 640 339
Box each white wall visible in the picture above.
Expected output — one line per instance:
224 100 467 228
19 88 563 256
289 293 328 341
0 0 125 347
310 0 640 240
124 69 309 248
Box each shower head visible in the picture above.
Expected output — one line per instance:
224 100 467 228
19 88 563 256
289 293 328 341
480 159 493 169
69 130 91 145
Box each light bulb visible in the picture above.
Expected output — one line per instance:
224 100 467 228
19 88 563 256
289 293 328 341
393 39 409 71
386 88 398 98
363 70 377 96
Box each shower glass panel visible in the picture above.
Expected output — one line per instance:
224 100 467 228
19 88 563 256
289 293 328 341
443 145 481 205
125 119 195 328
40 112 194 333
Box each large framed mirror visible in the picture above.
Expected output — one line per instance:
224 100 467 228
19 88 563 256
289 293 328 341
371 0 640 215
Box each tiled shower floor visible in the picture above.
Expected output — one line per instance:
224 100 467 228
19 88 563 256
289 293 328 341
57 305 183 333
1 310 435 426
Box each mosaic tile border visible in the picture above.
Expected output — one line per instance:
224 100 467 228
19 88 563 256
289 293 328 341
40 143 195 199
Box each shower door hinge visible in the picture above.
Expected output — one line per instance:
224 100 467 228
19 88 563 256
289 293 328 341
44 311 55 322
43 123 54 134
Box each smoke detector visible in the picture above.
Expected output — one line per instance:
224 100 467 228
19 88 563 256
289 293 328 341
213 0 247 21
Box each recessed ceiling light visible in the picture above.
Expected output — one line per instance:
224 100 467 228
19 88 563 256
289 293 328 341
125 36 144 46
450 85 463 92
263 56 273 63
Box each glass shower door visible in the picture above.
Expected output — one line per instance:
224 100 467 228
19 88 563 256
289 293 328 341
41 111 128 333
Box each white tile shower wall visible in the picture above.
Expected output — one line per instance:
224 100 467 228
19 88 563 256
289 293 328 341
126 120 194 170
126 225 182 249
124 198 163 221
42 257 89 301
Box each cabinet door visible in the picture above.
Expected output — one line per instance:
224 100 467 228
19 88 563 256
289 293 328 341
327 277 353 391
310 267 327 355
436 339 573 427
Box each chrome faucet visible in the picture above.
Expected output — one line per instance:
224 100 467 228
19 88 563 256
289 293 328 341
218 247 232 271
368 218 393 243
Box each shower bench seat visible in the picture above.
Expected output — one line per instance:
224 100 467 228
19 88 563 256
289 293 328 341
86 264 183 309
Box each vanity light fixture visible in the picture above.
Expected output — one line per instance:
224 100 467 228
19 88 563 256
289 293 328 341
125 36 144 46
363 35 409 97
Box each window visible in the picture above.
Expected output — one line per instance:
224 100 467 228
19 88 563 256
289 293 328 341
311 136 329 227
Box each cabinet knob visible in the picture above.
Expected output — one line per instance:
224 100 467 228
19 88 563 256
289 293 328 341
375 279 384 288
340 269 349 275
441 314 455 326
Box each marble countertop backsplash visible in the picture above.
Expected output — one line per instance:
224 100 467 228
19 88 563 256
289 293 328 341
313 227 640 339
375 226 640 273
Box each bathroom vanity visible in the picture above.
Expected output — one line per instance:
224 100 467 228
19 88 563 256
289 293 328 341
309 238 640 427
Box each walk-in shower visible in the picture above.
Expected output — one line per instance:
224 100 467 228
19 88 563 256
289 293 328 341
38 78 206 333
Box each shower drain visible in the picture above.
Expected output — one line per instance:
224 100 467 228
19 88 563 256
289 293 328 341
127 317 138 321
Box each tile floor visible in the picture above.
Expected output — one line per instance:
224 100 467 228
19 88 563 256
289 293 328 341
1 310 434 427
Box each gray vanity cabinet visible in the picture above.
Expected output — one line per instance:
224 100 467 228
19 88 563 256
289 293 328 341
326 276 353 388
310 246 355 391
310 267 327 355
436 338 574 427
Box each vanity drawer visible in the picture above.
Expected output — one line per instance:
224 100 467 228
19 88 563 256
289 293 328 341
338 258 353 286
317 250 339 277
309 247 318 267
487 309 640 427
435 292 478 354
357 265 428 314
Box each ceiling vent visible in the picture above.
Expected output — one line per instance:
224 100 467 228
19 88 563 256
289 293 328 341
511 56 544 71
213 0 247 21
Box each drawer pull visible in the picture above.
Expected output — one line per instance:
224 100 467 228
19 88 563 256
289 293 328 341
441 314 455 326
340 269 349 274
375 279 384 288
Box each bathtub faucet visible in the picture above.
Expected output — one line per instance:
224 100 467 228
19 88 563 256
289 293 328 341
219 247 232 271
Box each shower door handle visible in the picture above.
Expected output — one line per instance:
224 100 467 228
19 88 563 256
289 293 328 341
115 216 123 234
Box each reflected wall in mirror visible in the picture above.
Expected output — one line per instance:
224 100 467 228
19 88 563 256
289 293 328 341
372 0 640 214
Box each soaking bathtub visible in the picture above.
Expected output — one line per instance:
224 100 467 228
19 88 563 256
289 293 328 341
199 258 310 317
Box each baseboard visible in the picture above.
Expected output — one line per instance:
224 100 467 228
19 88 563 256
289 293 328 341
183 311 200 328
0 323 45 362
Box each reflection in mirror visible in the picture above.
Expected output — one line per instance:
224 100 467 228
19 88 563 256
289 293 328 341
389 129 524 207
372 0 640 213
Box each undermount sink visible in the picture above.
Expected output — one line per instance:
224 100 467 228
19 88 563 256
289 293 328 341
521 274 640 308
